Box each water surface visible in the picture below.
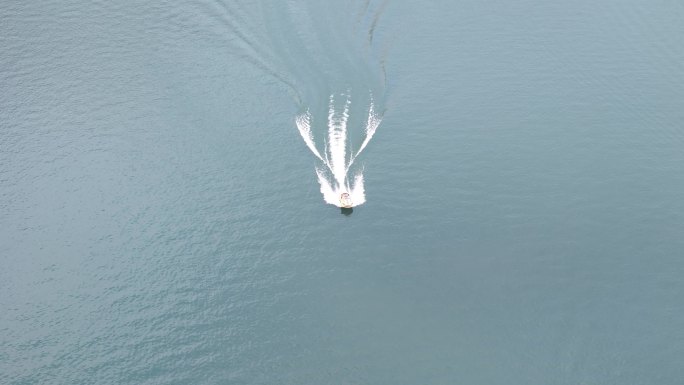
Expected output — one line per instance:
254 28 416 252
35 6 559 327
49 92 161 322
2 0 684 384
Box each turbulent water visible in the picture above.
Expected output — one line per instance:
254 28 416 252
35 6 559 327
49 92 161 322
296 92 382 207
256 1 388 206
3 0 684 384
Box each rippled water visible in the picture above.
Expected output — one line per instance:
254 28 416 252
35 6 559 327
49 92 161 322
2 0 684 384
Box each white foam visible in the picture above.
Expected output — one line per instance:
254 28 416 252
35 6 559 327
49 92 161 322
298 91 382 207
315 167 339 205
295 111 323 160
328 94 351 189
348 95 381 170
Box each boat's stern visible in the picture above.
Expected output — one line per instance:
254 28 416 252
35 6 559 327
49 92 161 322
339 192 353 208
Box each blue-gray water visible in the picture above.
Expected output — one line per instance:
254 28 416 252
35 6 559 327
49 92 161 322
2 1 684 384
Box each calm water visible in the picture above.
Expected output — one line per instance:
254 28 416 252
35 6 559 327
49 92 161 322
2 1 684 384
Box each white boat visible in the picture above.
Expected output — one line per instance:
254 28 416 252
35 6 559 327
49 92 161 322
339 192 353 208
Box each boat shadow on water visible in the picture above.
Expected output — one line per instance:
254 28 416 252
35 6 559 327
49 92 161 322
340 207 353 216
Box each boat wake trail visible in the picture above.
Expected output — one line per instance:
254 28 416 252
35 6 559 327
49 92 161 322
296 92 382 207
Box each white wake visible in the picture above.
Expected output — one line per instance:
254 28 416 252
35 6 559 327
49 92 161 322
296 92 381 207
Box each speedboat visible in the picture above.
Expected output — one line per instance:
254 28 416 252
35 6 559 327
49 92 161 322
339 192 353 208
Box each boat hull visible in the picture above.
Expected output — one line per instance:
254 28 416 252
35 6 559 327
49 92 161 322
339 193 353 208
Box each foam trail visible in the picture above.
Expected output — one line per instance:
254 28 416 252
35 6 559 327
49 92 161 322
328 94 351 188
349 172 366 205
348 96 382 171
356 97 382 157
316 167 339 205
296 111 323 160
297 91 381 207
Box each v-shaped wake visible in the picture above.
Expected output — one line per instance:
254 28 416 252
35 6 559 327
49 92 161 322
296 92 382 207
